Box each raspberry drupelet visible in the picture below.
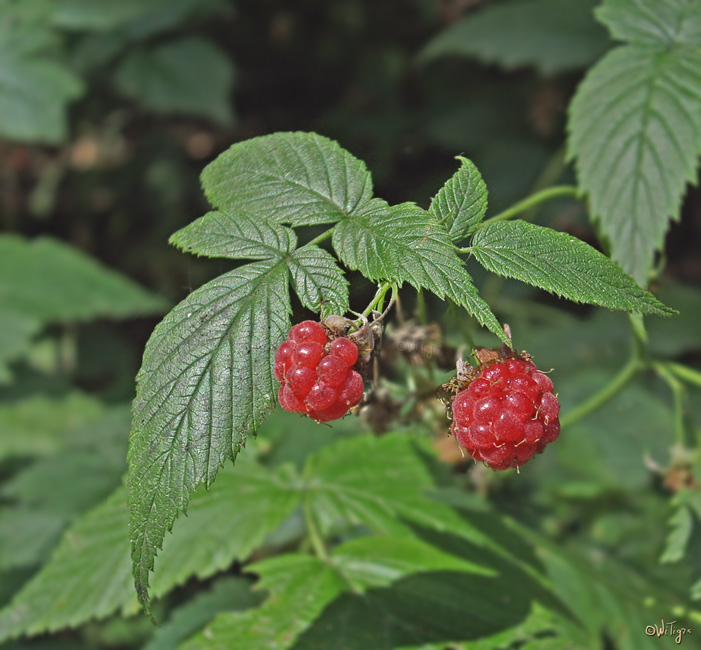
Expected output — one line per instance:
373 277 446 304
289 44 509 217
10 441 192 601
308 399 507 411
450 355 560 470
274 320 365 422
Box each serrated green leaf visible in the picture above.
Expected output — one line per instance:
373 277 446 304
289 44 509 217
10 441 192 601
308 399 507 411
332 200 507 343
169 211 296 260
201 132 374 227
288 245 349 317
568 1 701 285
114 37 235 126
128 260 291 611
0 235 167 323
184 532 564 650
0 488 133 640
171 212 348 316
596 0 701 46
470 220 674 315
430 156 488 242
420 0 610 75
0 509 65 571
149 461 301 595
0 460 300 640
144 577 261 650
181 555 347 650
302 434 488 544
0 393 105 461
0 20 83 143
2 450 125 516
661 505 693 564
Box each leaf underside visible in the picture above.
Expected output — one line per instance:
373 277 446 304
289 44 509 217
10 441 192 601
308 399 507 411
568 0 701 285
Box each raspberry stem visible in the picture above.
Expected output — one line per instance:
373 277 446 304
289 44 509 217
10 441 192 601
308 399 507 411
653 361 693 447
457 185 581 253
306 227 335 247
362 281 394 318
560 354 641 429
303 498 328 560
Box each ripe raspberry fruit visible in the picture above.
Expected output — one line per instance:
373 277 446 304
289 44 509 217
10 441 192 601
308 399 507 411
450 355 560 470
274 320 364 422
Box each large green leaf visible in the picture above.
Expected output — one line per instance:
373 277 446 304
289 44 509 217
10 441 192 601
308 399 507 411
181 554 348 650
0 488 133 639
200 132 374 227
0 235 167 323
0 460 300 640
128 260 291 611
115 37 235 126
182 533 568 650
470 220 674 315
287 245 349 317
596 0 701 46
568 0 701 285
170 212 349 316
420 0 609 75
170 211 296 261
0 509 65 571
0 19 83 143
332 200 507 343
0 393 105 461
429 156 488 242
144 577 261 650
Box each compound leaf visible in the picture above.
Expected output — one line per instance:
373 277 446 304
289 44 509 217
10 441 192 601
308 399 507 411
169 211 296 261
302 434 488 544
421 0 610 75
115 37 235 126
470 220 674 315
332 200 507 343
183 533 560 650
201 132 374 227
288 245 349 317
430 156 488 242
568 0 701 285
171 213 348 316
128 260 291 612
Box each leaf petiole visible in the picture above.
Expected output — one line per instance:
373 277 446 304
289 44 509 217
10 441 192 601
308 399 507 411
477 185 581 229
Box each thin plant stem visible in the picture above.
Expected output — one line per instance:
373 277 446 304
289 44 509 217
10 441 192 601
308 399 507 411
306 227 335 247
654 361 692 447
480 185 580 227
303 499 328 561
666 362 701 389
362 281 393 318
560 355 641 429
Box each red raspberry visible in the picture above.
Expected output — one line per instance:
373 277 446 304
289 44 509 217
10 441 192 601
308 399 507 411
451 356 560 470
274 320 364 422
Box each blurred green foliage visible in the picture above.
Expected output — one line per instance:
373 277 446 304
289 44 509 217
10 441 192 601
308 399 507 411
0 1 700 649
